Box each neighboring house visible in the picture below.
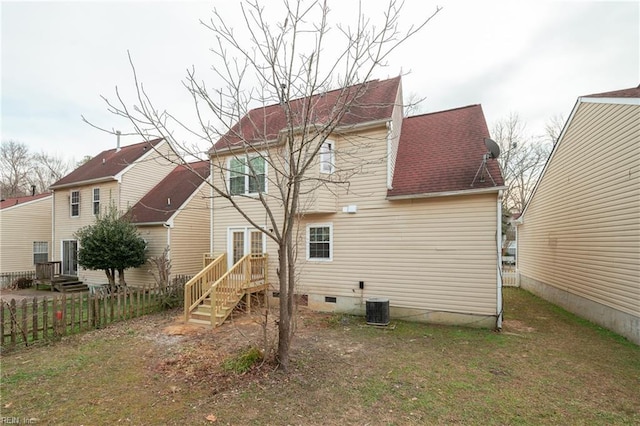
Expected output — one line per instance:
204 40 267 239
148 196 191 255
0 192 53 277
127 160 211 283
49 138 179 286
516 85 640 344
202 76 506 328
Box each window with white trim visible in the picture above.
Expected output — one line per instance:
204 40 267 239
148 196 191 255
92 188 100 215
33 241 48 264
70 190 80 217
319 140 335 174
229 156 266 195
307 223 333 261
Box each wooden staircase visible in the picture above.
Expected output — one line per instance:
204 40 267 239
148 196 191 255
184 253 268 327
51 276 88 293
36 262 88 293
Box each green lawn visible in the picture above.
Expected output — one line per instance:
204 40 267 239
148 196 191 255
1 288 638 425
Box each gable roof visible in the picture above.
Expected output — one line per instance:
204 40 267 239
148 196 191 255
128 160 210 225
0 192 52 210
50 138 164 189
584 85 640 99
388 105 504 198
212 76 401 152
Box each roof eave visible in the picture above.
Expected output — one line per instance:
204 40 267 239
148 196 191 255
386 186 507 201
50 176 118 190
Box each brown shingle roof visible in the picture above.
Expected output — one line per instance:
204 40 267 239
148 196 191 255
212 77 401 151
388 105 504 198
50 138 164 189
128 160 210 224
584 85 640 98
0 192 51 210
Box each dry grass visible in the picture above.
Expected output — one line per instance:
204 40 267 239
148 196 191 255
1 288 638 425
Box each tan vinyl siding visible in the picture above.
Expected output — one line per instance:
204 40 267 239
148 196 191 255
52 181 119 263
124 225 168 287
0 196 52 273
169 184 211 276
119 141 177 209
518 101 640 317
211 121 500 318
297 194 498 315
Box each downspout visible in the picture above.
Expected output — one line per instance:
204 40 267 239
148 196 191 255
209 162 214 254
496 189 503 329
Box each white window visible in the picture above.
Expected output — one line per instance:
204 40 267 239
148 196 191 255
33 241 48 264
229 156 266 195
70 190 80 217
307 223 333 261
92 188 100 215
319 140 335 174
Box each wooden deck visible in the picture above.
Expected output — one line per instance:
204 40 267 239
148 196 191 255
35 262 88 293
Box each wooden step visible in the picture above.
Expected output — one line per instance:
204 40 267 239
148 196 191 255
55 281 88 293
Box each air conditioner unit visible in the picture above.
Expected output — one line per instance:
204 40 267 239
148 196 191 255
366 298 389 326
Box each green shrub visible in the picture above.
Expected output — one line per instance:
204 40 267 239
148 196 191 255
222 347 263 374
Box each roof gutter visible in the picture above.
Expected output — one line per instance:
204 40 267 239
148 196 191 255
50 176 118 190
386 185 508 201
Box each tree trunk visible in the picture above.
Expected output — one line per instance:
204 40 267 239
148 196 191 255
117 269 126 287
277 242 290 371
104 268 116 289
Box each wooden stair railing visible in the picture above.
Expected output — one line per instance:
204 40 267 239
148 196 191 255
185 253 269 327
184 253 227 322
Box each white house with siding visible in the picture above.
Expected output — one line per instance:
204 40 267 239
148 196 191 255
201 77 506 328
0 192 52 281
516 85 640 344
49 138 179 287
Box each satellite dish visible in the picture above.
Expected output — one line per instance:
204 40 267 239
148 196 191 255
484 138 501 159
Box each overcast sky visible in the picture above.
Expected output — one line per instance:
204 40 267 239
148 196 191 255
1 1 638 163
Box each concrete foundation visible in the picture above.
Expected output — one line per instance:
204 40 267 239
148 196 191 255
520 274 640 346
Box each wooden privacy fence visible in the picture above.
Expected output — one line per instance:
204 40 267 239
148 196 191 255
0 277 190 348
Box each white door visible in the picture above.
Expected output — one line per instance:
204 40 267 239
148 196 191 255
227 228 265 269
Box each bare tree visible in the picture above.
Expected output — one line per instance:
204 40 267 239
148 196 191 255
492 113 552 214
30 151 74 194
0 140 31 198
91 0 440 371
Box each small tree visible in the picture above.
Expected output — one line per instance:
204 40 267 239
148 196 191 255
75 205 147 289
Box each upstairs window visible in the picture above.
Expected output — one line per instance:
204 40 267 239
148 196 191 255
307 223 333 261
92 188 100 215
33 241 48 264
70 190 80 217
319 141 335 174
230 156 266 195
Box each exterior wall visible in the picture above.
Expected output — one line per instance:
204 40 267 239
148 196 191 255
0 196 52 273
118 141 177 210
168 184 211 277
52 141 179 285
125 225 168 287
518 101 640 344
52 181 119 269
211 123 500 327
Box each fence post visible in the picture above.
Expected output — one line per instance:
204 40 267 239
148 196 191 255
0 300 4 346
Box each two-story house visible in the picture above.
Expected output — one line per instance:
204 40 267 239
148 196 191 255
49 138 180 287
189 76 506 328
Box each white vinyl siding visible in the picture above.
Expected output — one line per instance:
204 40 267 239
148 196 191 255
518 101 640 318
